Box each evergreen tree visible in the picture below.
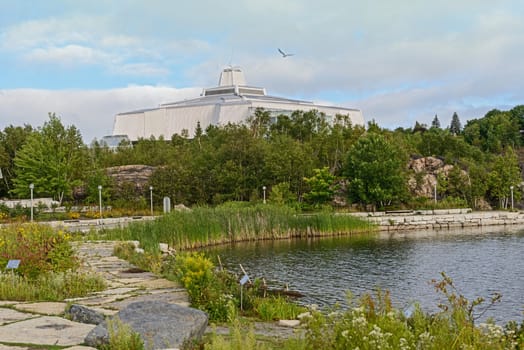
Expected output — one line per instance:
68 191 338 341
450 112 462 135
431 114 441 129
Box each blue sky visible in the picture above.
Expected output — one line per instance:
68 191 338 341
1 1 523 142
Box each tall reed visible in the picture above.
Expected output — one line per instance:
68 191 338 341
98 203 375 251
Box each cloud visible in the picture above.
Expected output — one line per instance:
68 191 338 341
23 45 111 65
0 86 201 143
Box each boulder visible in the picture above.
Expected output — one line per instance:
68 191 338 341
84 301 208 350
67 304 105 325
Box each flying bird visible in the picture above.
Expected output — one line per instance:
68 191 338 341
278 48 294 58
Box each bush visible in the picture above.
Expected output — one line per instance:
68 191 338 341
0 224 78 279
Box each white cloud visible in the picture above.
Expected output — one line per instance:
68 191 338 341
24 45 111 65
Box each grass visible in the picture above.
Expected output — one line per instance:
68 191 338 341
0 271 106 301
94 203 375 251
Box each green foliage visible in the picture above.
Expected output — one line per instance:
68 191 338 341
254 296 306 321
0 124 34 197
487 147 521 208
97 203 373 250
303 167 337 207
449 111 462 135
0 224 78 279
205 319 272 350
101 317 144 350
11 113 86 204
344 133 409 210
0 271 105 301
463 109 521 153
167 252 239 322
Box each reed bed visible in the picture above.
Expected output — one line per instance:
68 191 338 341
98 204 375 251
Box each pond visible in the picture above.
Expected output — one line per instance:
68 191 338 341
205 226 524 324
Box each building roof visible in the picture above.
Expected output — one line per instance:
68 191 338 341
112 67 364 141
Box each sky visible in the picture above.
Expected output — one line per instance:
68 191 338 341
1 1 523 143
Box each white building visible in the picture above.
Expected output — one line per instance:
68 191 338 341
112 67 365 141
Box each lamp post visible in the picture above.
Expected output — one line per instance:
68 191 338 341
98 185 103 219
510 185 514 210
149 186 154 216
434 181 437 204
29 183 34 222
262 186 267 204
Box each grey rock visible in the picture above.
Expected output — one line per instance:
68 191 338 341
67 304 105 325
85 301 208 349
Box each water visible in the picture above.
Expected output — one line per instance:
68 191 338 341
205 226 524 324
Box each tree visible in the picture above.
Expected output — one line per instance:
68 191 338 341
487 147 521 208
431 114 441 129
11 113 86 204
303 167 337 207
449 112 462 135
0 125 34 197
344 133 409 210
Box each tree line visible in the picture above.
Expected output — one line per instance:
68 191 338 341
0 106 522 211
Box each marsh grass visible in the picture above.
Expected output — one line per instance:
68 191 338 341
101 317 144 350
0 271 106 301
97 204 374 251
254 296 307 322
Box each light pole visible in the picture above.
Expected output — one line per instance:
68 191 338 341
510 185 514 210
262 186 267 204
149 186 154 216
434 181 437 204
29 183 34 222
98 185 103 219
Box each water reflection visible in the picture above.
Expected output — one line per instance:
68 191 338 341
205 226 524 323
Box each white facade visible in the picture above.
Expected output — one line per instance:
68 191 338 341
113 67 365 141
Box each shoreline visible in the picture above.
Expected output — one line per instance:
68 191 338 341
350 209 524 231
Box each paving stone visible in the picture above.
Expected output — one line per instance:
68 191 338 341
135 278 181 289
0 345 30 350
0 316 95 346
14 302 67 315
92 287 139 296
64 346 98 350
0 308 36 325
0 301 18 307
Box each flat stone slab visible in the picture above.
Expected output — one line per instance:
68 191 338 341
108 291 189 310
0 345 31 350
93 287 139 296
0 316 95 346
135 278 180 289
65 347 97 350
0 308 36 325
14 302 67 315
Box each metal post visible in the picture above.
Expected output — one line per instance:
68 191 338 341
29 183 34 222
98 185 103 218
263 186 266 204
434 181 437 203
510 186 514 210
149 186 154 216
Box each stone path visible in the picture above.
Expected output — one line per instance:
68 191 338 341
0 241 189 349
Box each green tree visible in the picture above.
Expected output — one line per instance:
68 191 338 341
431 114 441 129
0 125 34 197
344 133 409 210
487 147 521 208
449 112 462 135
303 167 337 207
463 109 520 153
11 113 86 204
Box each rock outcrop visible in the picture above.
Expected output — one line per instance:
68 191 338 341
106 164 156 192
85 301 208 349
408 156 467 198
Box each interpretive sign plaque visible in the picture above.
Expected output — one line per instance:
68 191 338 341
6 259 20 269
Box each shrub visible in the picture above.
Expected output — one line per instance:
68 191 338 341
0 224 78 279
101 317 144 350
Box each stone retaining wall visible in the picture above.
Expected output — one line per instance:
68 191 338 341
350 209 524 231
